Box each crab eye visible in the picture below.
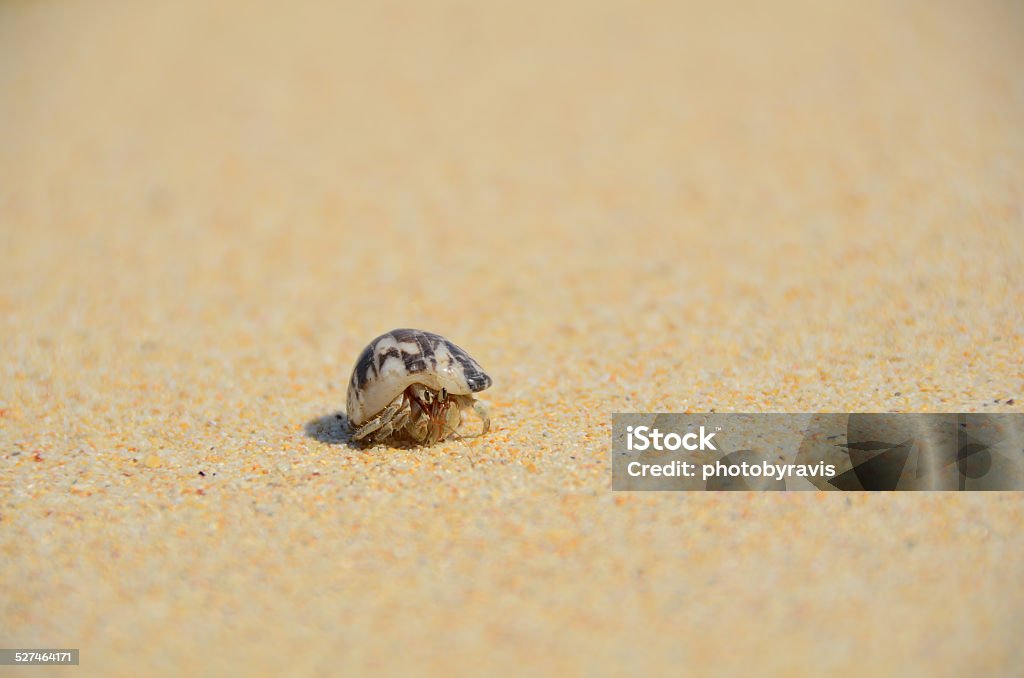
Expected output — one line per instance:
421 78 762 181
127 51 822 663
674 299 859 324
441 387 448 400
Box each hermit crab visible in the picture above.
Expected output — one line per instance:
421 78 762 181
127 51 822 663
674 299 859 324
346 328 492 445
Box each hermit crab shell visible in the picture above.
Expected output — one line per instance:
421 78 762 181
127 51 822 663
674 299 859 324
346 328 493 427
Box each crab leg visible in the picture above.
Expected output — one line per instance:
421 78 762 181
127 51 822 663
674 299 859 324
352 394 406 440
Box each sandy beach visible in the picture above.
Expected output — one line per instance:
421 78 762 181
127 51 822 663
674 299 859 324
2 0 1023 674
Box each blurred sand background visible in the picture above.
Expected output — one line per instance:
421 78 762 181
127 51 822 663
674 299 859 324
2 0 1023 675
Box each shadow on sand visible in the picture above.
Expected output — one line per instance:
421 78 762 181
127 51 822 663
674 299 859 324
303 411 361 448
